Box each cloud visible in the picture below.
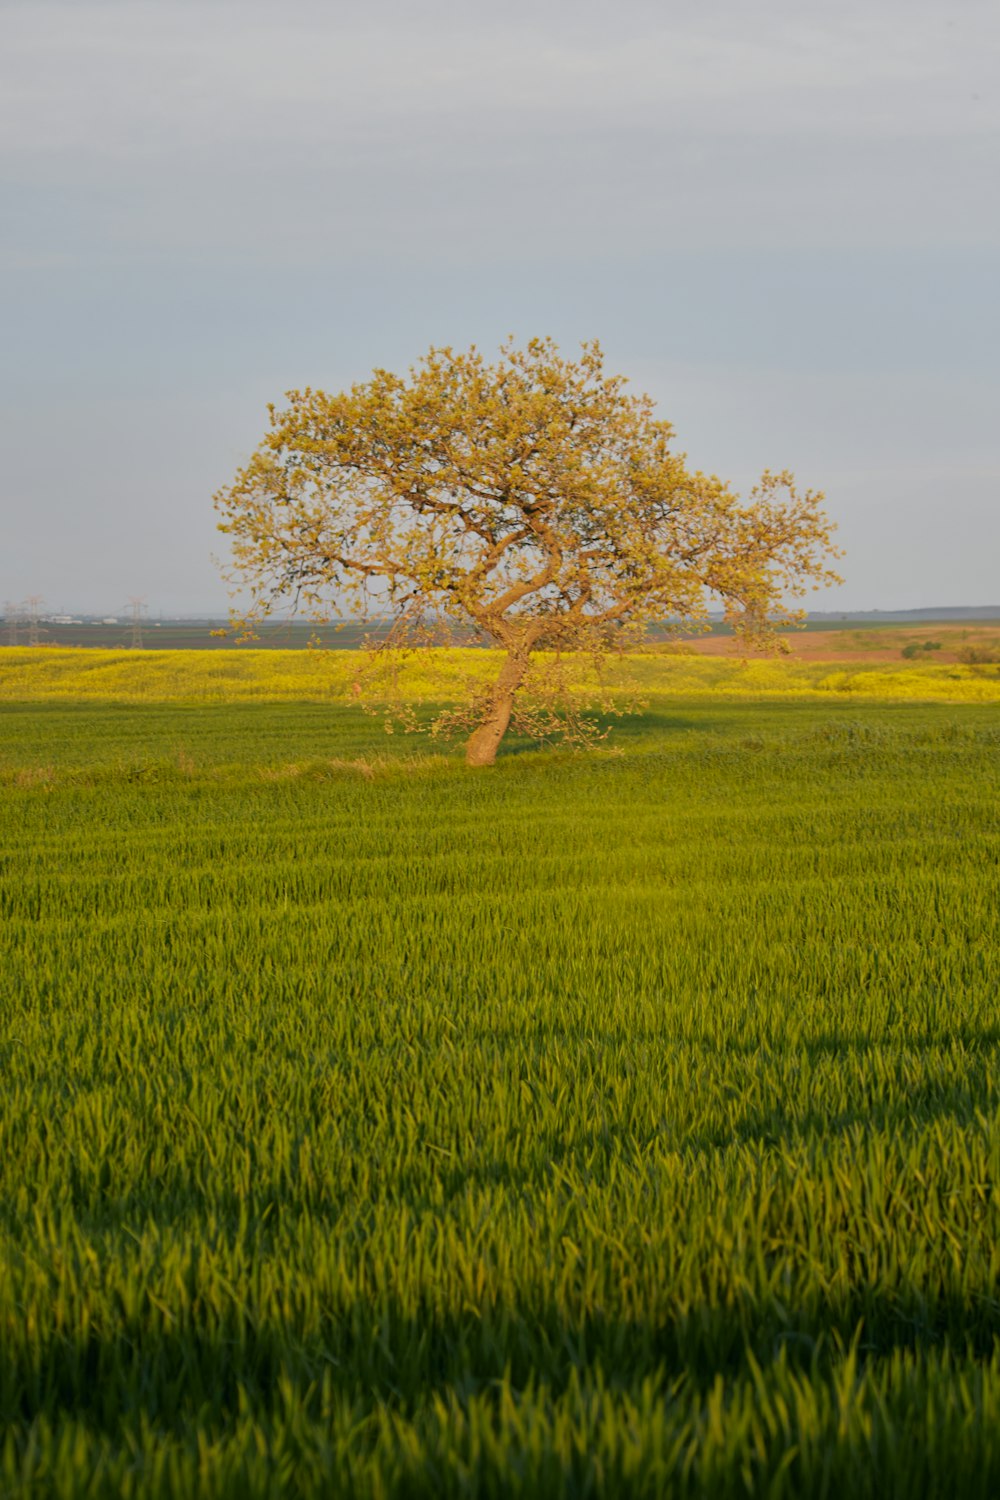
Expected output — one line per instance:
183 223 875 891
2 1 997 610
2 0 998 266
5 0 997 154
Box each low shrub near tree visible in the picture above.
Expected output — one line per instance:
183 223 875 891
957 645 1000 664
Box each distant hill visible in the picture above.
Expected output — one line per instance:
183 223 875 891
806 607 1000 623
3 606 1000 649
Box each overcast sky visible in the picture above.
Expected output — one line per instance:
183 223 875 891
3 0 998 613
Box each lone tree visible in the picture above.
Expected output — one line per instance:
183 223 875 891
215 338 841 765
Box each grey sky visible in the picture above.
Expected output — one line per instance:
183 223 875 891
3 0 998 613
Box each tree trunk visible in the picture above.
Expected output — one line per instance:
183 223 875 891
465 652 529 767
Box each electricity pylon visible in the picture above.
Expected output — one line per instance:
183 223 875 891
3 601 19 646
24 596 44 647
127 597 146 649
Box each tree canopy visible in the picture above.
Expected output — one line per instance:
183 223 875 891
215 338 842 764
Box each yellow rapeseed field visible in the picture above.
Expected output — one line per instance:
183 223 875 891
2 645 1000 705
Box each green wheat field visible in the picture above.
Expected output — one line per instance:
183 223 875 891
2 649 1000 1497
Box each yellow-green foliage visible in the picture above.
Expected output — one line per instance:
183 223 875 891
3 645 1000 708
215 338 840 664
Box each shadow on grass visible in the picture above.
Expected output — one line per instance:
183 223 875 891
495 700 901 757
1 1028 996 1428
6 1272 1000 1437
495 710 705 758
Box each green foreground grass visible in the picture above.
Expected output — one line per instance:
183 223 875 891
2 664 1000 1496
